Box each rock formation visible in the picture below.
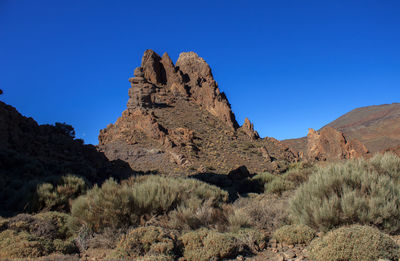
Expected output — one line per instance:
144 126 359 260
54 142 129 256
240 118 260 140
0 100 134 215
99 50 297 175
305 127 369 161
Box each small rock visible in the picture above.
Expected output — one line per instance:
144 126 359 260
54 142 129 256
283 250 296 259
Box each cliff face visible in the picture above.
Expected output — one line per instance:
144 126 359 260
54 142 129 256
99 50 297 175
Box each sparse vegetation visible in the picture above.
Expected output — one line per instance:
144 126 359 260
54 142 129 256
308 225 400 261
290 153 400 233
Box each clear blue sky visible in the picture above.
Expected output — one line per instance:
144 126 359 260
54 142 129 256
1 1 399 145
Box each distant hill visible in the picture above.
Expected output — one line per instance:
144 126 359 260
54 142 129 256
283 103 400 155
324 103 400 153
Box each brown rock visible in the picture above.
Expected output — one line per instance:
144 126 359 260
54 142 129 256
306 127 369 161
240 117 260 139
176 52 239 130
141 49 166 85
228 165 250 180
98 49 298 175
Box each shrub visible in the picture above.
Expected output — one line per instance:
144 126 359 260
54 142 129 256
290 153 400 233
131 175 228 214
250 172 276 192
168 199 227 231
234 228 268 252
114 226 179 259
34 175 88 212
71 176 228 232
283 162 314 186
71 178 137 231
34 211 75 239
0 229 53 258
308 225 400 261
0 212 78 258
264 177 294 195
180 229 243 261
231 194 289 231
227 208 252 233
273 224 315 245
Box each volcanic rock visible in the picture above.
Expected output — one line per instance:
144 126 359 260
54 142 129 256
99 49 298 174
306 127 369 161
240 117 260 140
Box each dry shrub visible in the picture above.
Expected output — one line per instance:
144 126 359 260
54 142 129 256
234 228 268 252
71 178 137 232
114 226 180 260
273 224 315 245
290 153 400 233
0 229 53 258
71 176 228 232
264 178 294 195
180 229 244 261
231 194 289 232
308 225 400 261
0 212 78 259
167 199 227 231
283 162 315 186
34 175 88 212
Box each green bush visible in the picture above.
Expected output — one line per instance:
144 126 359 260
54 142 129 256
308 225 400 261
71 176 228 232
34 175 88 212
290 153 400 233
180 229 243 261
273 224 315 245
114 226 179 259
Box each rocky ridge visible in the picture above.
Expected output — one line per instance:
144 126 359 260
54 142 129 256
99 50 297 175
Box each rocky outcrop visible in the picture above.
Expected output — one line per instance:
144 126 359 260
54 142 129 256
306 127 369 161
176 52 238 130
99 49 298 175
240 118 260 140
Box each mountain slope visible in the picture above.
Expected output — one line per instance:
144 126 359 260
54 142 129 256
283 103 400 157
324 103 400 153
